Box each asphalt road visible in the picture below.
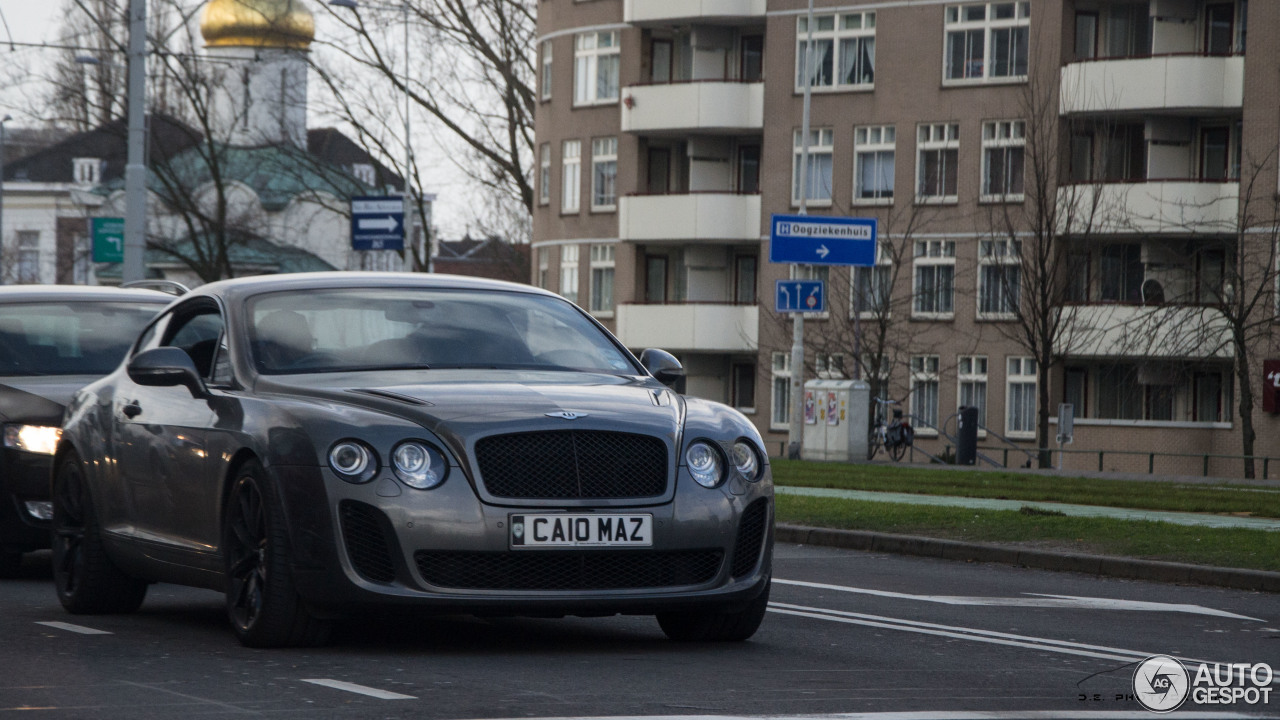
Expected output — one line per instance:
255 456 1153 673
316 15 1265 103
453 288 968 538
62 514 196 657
1 543 1277 719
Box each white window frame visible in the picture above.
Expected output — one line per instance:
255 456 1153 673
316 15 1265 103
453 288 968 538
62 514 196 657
538 143 551 206
909 354 940 436
73 157 100 185
792 128 834 206
981 119 1026 201
854 125 895 205
852 241 893 319
560 244 580 305
541 40 553 101
771 351 792 430
589 244 615 316
816 353 845 380
916 123 960 204
1006 355 1037 438
912 239 956 319
794 12 877 92
957 355 988 437
591 137 618 212
978 238 1021 319
943 2 1030 84
574 31 620 107
561 140 581 214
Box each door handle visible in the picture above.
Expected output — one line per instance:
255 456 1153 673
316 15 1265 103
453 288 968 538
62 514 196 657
122 402 142 419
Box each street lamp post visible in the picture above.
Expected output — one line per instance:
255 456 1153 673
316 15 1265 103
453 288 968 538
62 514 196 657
122 0 148 283
0 114 11 284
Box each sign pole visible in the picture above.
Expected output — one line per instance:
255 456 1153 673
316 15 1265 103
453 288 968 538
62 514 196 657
788 0 816 461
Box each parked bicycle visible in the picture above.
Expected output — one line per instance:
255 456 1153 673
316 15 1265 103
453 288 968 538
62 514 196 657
867 396 914 461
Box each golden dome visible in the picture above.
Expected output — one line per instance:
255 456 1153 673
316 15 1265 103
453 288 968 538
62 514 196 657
201 0 315 50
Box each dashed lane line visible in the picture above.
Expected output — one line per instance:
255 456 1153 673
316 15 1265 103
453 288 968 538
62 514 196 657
301 678 416 700
34 621 112 635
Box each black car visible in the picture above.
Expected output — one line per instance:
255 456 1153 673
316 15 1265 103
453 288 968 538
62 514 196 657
0 285 171 575
53 272 774 647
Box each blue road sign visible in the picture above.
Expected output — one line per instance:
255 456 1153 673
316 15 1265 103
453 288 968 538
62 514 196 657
351 196 405 251
768 214 877 266
775 279 826 313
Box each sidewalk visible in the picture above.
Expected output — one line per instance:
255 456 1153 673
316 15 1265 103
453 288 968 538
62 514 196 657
774 485 1280 531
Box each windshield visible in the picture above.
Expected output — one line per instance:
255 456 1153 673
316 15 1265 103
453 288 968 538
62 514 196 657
247 288 641 376
0 301 164 377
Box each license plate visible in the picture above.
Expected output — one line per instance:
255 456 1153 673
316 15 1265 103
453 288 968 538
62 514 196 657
510 514 653 548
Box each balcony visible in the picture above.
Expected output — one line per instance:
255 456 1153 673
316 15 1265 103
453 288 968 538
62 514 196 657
623 0 766 24
1055 304 1231 360
616 303 759 353
1057 181 1238 236
619 193 761 242
1060 55 1244 115
621 81 764 134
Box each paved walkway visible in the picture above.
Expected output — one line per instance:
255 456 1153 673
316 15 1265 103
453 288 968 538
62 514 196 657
774 485 1280 531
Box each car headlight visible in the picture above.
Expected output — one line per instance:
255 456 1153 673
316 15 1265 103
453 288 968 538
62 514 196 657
732 440 761 481
392 441 448 490
3 424 62 455
685 441 724 488
328 440 377 483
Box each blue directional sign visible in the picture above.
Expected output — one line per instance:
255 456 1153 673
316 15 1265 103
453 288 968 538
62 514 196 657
775 280 826 314
769 214 877 266
351 196 405 251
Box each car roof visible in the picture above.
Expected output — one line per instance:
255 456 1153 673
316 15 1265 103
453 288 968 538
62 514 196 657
192 272 556 303
0 284 173 304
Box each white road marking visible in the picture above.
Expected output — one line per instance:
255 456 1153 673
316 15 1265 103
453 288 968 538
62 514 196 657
774 578 1263 621
300 678 416 700
35 621 111 635
462 712 1257 720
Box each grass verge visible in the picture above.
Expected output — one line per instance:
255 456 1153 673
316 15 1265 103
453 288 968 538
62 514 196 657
771 459 1280 518
776 494 1280 572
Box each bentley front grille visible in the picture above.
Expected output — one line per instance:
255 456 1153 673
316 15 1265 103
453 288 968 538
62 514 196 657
474 430 667 499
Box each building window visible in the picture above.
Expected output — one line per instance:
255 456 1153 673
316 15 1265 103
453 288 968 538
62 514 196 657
816 354 845 380
538 143 551 206
1098 243 1142 303
560 245 580 305
771 352 791 429
1194 371 1225 422
72 157 100 185
793 128 834 205
735 255 757 305
591 137 617 211
1063 367 1087 418
732 363 756 411
913 239 955 317
854 125 894 203
589 244 615 314
910 355 940 432
540 40 553 100
1006 356 1036 437
916 123 959 202
978 238 1020 317
944 2 1030 82
574 31 619 106
645 255 667 303
536 247 550 289
561 140 581 213
795 12 876 90
958 355 988 428
16 231 39 284
981 120 1025 200
350 163 376 186
854 242 892 316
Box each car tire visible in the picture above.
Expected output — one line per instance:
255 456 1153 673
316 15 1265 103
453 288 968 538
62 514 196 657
51 453 148 614
223 460 331 648
656 578 771 642
0 550 22 578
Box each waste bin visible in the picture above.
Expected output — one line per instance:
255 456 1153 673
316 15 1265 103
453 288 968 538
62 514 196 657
801 379 870 461
956 405 979 465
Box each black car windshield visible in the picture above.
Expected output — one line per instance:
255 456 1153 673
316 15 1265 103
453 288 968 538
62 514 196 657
247 288 641 376
0 302 163 376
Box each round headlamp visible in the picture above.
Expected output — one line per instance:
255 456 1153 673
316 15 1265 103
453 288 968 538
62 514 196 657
732 441 761 481
392 441 448 490
685 441 724 488
328 440 376 483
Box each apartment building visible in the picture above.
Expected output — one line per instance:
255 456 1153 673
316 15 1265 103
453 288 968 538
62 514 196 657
532 0 1280 476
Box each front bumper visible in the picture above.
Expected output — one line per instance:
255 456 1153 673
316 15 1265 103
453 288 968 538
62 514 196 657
272 464 774 617
0 448 53 552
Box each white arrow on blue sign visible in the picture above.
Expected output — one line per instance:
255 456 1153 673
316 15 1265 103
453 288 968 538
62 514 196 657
351 196 405 251
775 280 825 313
768 214 877 267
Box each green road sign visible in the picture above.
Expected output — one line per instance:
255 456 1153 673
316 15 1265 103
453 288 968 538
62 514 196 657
91 217 125 263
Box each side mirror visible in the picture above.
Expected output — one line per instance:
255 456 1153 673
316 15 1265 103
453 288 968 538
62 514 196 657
639 348 684 389
127 347 207 398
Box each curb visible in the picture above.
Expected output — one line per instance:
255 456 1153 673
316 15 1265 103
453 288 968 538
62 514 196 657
776 524 1280 593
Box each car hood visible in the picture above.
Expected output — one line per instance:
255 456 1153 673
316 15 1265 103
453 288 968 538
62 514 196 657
0 375 97 426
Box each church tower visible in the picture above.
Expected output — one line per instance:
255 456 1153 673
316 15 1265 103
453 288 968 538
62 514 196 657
199 0 314 147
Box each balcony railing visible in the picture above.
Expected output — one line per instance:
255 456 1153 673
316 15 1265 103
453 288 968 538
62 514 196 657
615 302 759 353
619 192 761 242
1060 54 1244 114
1054 304 1232 359
621 80 764 134
1057 180 1239 236
623 0 766 24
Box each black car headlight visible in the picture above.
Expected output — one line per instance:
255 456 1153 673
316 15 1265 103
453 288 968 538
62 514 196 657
685 440 725 488
391 441 448 490
328 440 378 483
732 440 761 481
3 424 62 455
